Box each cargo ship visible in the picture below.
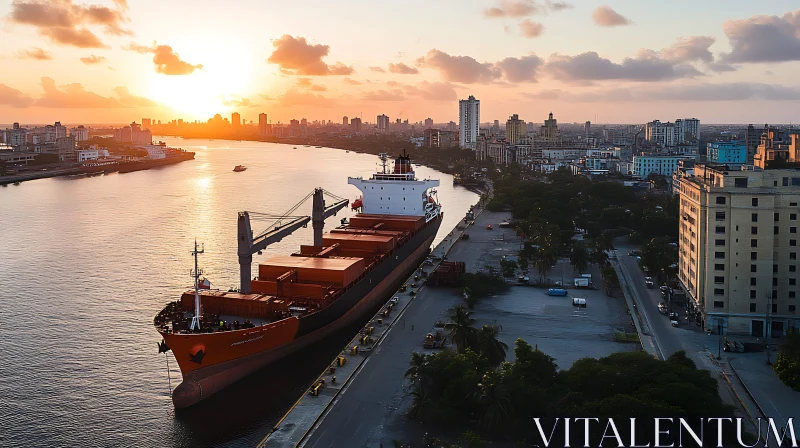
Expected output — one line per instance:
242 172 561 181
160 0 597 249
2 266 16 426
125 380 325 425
154 152 442 408
119 147 195 173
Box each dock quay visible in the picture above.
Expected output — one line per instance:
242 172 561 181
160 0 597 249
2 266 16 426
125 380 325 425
258 192 490 448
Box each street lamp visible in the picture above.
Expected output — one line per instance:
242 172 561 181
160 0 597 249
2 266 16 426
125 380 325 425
717 320 722 360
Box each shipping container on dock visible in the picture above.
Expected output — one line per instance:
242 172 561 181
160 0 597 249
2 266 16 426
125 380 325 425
429 261 466 286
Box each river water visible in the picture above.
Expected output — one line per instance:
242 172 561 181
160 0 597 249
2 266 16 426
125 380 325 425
0 139 478 448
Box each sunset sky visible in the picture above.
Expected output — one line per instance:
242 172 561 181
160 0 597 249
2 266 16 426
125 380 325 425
1 0 800 125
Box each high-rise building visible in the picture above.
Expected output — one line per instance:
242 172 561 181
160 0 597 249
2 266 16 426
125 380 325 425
424 118 433 129
646 118 700 148
505 114 526 145
343 116 349 126
142 118 152 129
458 95 480 150
745 124 762 164
350 117 362 133
258 113 268 135
677 163 800 336
585 121 591 137
377 114 389 132
301 118 308 127
69 125 89 142
232 112 241 126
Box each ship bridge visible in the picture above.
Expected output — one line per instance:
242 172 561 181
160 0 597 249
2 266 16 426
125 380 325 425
348 152 439 218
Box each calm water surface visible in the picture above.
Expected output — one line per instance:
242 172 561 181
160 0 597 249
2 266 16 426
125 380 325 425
0 139 478 448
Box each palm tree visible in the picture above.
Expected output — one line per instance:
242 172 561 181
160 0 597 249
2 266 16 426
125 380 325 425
407 379 433 422
476 370 512 431
404 352 429 380
476 325 508 367
444 305 477 352
534 243 558 282
570 242 589 274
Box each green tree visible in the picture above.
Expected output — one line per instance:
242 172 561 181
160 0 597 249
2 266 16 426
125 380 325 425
476 325 508 367
405 352 430 380
444 305 478 353
500 259 517 277
601 263 620 296
476 370 512 431
534 244 558 282
570 242 589 274
774 329 800 391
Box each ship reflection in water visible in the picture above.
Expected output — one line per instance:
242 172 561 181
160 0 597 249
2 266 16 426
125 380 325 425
0 139 477 447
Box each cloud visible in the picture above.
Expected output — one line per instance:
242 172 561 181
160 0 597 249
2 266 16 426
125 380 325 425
592 6 631 27
416 49 501 83
271 88 335 107
519 19 544 38
495 54 544 82
15 47 52 60
8 0 131 48
113 86 158 107
543 51 702 82
546 0 572 11
266 35 354 76
80 54 105 64
524 83 800 102
220 95 258 107
483 0 571 18
400 81 457 101
125 42 202 75
31 77 157 108
0 83 35 107
363 89 406 101
296 77 327 91
721 9 800 63
662 36 714 63
369 66 385 73
343 78 362 85
388 62 419 74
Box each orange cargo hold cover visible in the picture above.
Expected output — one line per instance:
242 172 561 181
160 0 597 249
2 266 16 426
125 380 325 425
258 256 365 285
349 214 424 231
322 233 395 253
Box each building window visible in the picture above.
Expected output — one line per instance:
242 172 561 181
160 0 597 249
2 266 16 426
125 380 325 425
773 278 779 286
791 265 796 272
715 264 725 270
716 197 726 205
715 252 725 259
790 305 797 313
713 301 724 308
793 240 798 247
751 226 758 235
775 212 780 221
791 278 797 286
793 253 798 260
752 213 758 222
792 227 797 233
714 288 724 295
772 304 778 313
715 239 725 246
735 178 748 188
716 226 725 234
752 252 758 260
752 198 759 207
791 291 797 298
751 239 758 248
773 290 778 300
750 278 757 286
750 303 757 312
715 276 725 284
751 264 758 273
792 213 798 221
750 290 757 299
775 226 780 235
716 212 726 220
774 264 779 273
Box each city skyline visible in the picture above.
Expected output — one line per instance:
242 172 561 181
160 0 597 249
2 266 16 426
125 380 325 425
1 1 800 123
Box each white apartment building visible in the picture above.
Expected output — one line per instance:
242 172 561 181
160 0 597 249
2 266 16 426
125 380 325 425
645 118 701 148
70 125 89 142
678 164 800 337
76 149 99 162
633 155 694 178
459 95 480 150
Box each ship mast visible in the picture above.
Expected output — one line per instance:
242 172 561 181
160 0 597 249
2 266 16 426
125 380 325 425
190 240 204 331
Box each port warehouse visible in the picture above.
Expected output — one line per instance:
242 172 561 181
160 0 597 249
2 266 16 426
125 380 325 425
179 214 428 320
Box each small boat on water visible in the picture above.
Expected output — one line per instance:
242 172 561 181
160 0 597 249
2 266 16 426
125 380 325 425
315 146 322 148
346 151 350 153
293 147 297 149
233 165 247 172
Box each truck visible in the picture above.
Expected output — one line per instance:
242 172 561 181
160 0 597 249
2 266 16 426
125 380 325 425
572 298 587 308
574 277 590 288
518 275 530 284
547 288 568 296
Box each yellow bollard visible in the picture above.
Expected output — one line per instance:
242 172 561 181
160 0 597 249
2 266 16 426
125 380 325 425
368 327 374 335
352 345 358 355
338 356 346 366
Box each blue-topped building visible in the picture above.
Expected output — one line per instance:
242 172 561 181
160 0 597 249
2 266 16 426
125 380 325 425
707 140 746 165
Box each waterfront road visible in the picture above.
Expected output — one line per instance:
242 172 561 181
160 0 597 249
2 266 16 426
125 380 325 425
300 210 499 448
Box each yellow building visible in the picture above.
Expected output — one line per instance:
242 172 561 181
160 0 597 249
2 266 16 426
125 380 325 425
678 163 800 337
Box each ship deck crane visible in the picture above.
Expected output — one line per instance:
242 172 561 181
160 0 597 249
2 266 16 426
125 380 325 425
237 188 349 293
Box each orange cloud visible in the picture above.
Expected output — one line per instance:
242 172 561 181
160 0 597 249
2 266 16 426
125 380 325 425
343 78 362 85
221 95 258 107
592 6 632 27
267 35 354 76
8 0 130 48
80 54 105 64
264 88 336 108
30 77 157 108
388 62 419 74
416 49 502 83
363 89 406 101
112 86 157 107
125 42 202 75
369 66 385 73
0 83 34 107
297 78 327 91
15 47 52 60
520 19 544 38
